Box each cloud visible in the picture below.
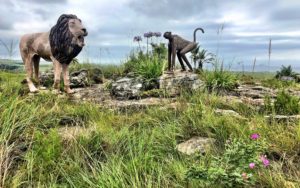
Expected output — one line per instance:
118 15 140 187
0 0 299 70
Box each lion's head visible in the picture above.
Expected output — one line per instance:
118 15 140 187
49 14 88 64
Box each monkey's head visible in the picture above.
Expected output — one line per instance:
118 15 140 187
163 31 172 39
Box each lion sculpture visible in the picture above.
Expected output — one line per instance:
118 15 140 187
19 14 88 93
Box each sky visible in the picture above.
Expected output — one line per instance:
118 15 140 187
0 0 299 71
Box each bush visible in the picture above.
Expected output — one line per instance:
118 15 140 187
263 90 300 115
187 135 268 187
274 90 300 115
275 65 298 79
135 56 165 80
203 69 238 93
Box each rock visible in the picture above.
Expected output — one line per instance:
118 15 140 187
265 115 300 124
214 109 244 119
70 69 89 88
40 69 90 88
176 137 215 155
58 126 96 141
103 97 175 111
90 68 104 84
111 77 144 100
158 70 204 96
234 85 276 99
280 76 295 82
40 71 54 87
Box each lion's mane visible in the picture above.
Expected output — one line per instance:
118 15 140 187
49 14 82 64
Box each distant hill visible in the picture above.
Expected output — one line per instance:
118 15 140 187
0 59 23 71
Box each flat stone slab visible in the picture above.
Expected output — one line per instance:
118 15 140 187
176 137 215 155
214 109 244 119
265 115 300 123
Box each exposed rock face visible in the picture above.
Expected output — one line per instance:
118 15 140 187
158 70 204 96
111 77 144 100
234 85 276 99
70 69 89 88
176 137 215 155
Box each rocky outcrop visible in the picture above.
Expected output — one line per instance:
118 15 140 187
158 70 205 96
176 137 215 155
111 77 144 100
234 85 276 99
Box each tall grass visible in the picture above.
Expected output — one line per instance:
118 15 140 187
1 71 300 187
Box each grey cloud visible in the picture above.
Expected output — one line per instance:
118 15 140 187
23 0 67 4
128 0 222 19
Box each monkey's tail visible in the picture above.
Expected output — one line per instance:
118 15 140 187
193 28 205 42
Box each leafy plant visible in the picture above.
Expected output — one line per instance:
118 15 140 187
151 43 167 60
204 69 238 93
275 65 298 80
274 90 300 115
135 55 166 80
191 46 215 71
187 136 268 187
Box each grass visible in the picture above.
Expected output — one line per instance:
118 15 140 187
1 70 300 187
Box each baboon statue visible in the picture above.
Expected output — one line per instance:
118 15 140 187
163 28 204 72
19 14 88 93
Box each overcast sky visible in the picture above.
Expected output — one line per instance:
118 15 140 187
0 0 299 71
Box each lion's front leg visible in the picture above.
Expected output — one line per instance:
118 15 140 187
52 58 62 93
62 63 74 94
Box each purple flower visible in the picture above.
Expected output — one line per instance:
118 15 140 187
133 36 142 42
154 32 162 37
250 133 260 140
260 155 270 167
144 32 154 38
249 163 255 169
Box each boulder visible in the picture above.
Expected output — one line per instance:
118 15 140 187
176 137 215 155
111 77 144 100
90 68 104 84
158 70 204 96
70 69 89 88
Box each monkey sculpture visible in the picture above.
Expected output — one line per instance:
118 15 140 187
163 28 204 72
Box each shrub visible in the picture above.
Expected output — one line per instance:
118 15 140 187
135 55 165 80
187 135 268 187
274 90 300 115
275 65 298 79
123 51 148 73
203 69 238 93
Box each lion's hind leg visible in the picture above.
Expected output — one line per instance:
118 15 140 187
33 55 40 86
24 54 39 93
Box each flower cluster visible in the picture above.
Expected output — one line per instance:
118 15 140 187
260 155 270 167
248 133 269 169
242 133 270 182
133 36 142 42
143 32 161 38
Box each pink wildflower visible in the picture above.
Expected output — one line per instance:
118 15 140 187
250 133 260 140
249 163 255 169
260 155 270 167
